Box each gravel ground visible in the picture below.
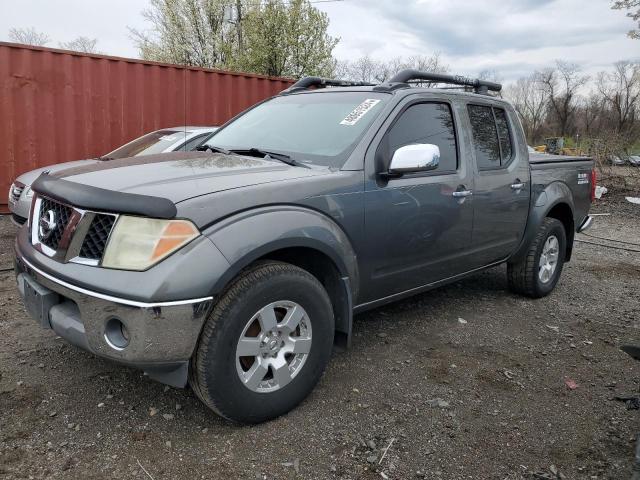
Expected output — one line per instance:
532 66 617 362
1 192 639 480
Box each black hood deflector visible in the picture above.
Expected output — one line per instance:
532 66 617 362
31 173 177 219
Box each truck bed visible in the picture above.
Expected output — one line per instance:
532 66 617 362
529 152 592 165
529 152 594 231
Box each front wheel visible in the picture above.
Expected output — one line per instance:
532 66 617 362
507 217 567 298
189 261 334 424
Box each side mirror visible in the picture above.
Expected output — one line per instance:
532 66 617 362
387 143 440 176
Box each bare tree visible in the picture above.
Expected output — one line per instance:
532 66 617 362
612 0 640 38
342 55 383 83
503 74 548 143
59 36 100 54
8 27 51 46
375 57 405 82
337 53 448 84
404 53 448 75
478 69 503 84
536 61 589 137
597 60 640 134
579 92 606 137
498 60 639 172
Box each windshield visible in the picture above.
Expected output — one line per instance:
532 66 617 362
205 92 389 167
107 130 186 159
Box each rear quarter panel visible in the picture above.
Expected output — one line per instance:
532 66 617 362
530 159 594 227
510 157 594 263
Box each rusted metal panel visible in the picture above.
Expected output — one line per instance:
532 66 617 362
0 42 293 210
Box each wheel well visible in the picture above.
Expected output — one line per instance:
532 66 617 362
257 247 352 349
546 203 574 262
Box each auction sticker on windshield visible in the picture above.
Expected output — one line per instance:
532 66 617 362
340 99 381 126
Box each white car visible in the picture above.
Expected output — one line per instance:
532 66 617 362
8 126 217 225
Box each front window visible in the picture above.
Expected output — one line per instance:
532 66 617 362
378 102 458 173
205 92 389 167
106 130 186 159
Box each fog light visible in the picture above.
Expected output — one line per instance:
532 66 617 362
104 318 130 350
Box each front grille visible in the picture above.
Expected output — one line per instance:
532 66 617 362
38 198 73 250
10 183 24 203
31 196 119 266
79 214 116 260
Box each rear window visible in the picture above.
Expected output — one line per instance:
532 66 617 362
494 109 513 162
468 105 514 170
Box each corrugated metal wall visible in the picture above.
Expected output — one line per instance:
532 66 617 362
0 42 293 211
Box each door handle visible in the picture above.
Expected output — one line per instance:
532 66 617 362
452 190 473 198
511 181 525 190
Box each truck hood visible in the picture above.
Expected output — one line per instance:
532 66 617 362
52 151 329 203
16 159 103 187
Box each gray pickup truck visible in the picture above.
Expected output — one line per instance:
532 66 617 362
14 70 595 424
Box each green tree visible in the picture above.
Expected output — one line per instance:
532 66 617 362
239 0 338 78
130 0 338 78
130 0 238 69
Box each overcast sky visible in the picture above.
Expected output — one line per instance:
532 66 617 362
1 0 638 82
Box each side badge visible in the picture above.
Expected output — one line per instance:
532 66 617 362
577 172 589 185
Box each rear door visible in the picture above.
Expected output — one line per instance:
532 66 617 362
466 103 531 267
361 95 475 303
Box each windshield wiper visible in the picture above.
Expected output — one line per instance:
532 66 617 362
196 145 233 155
233 148 309 168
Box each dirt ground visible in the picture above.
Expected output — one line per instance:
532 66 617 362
1 192 639 480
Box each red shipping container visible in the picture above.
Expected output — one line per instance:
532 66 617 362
0 42 293 211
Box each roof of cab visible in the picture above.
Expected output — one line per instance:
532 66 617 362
279 84 512 106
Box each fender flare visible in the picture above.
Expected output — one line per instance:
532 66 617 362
202 205 359 346
510 181 575 264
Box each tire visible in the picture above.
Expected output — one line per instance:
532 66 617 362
507 217 567 298
189 261 334 424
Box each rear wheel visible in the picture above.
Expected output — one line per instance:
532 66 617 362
507 217 567 298
189 261 334 424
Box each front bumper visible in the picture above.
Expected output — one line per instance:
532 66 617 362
8 191 31 226
14 252 213 388
10 213 27 227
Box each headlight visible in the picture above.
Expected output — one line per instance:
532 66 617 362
24 187 34 199
102 216 199 271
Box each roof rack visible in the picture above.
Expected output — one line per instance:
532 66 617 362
280 70 502 96
281 76 375 94
373 69 502 95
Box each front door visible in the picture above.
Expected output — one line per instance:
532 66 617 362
361 99 475 303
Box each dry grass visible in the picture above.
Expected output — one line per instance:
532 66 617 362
596 164 640 192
